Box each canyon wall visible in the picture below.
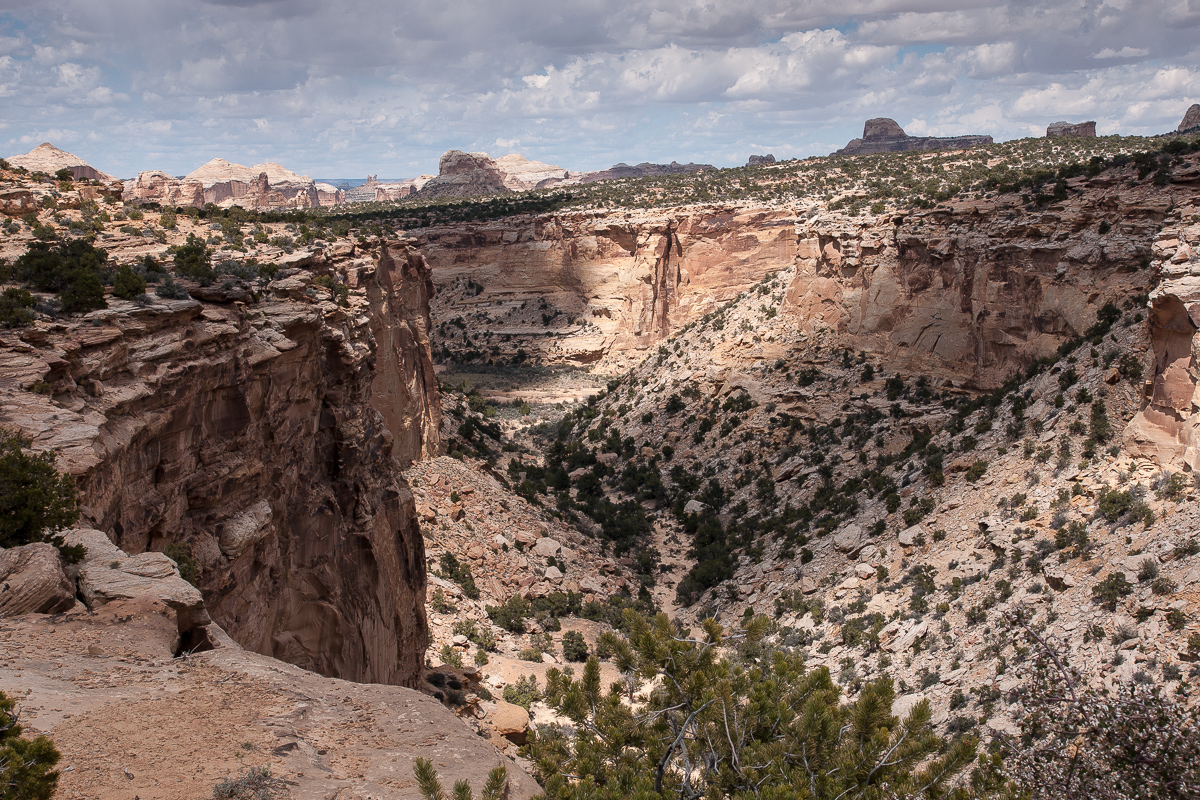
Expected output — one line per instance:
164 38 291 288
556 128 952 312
784 172 1195 388
414 207 796 370
420 162 1200 394
0 242 439 686
1124 200 1200 469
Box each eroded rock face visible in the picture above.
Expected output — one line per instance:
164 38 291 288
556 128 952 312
0 243 439 686
1047 121 1097 138
0 543 75 616
836 118 993 156
6 142 116 182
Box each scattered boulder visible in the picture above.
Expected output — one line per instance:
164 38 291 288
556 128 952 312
532 537 561 558
833 523 866 554
489 698 530 745
1046 121 1097 138
1179 104 1200 132
0 543 76 616
898 525 924 547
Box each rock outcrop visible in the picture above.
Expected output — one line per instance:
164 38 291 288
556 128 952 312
747 154 776 167
1047 120 1097 138
412 151 511 200
835 118 993 156
494 154 570 191
1179 104 1200 132
0 241 440 686
374 176 435 201
1124 201 1200 470
6 142 117 182
123 158 339 210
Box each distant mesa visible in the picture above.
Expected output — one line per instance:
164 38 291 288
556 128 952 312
747 154 776 167
124 157 343 210
835 118 993 156
1046 120 1096 138
575 161 713 183
6 142 117 183
372 176 435 202
494 154 570 191
1179 104 1200 132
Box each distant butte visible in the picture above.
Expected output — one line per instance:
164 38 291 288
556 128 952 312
1047 121 1097 138
1179 103 1200 132
835 118 992 156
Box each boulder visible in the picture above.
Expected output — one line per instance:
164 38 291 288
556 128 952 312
544 566 564 583
219 500 273 558
532 537 561 558
0 188 36 216
833 523 866 554
0 543 76 616
78 554 211 633
898 525 924 547
683 499 709 515
1179 104 1200 132
854 562 876 579
885 620 929 653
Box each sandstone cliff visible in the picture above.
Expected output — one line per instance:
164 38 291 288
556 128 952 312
0 242 440 686
1179 103 1200 132
417 206 796 370
835 118 993 156
412 151 511 200
1124 198 1200 469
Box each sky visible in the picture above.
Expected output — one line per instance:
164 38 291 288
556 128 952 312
1 0 1198 179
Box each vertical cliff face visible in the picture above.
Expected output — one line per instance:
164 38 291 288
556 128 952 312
1124 205 1200 470
785 177 1190 388
0 243 438 687
416 207 796 370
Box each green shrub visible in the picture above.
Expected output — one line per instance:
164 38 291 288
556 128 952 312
965 461 989 482
57 268 107 313
0 288 36 328
502 674 541 710
13 239 108 293
155 276 189 299
437 552 480 599
174 234 215 285
0 690 61 800
1092 572 1133 611
562 630 589 662
162 542 199 586
0 430 82 560
112 264 146 300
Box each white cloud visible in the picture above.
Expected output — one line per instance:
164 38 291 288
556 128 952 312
0 0 1197 176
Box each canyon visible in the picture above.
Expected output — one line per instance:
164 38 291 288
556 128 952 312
3 129 1200 799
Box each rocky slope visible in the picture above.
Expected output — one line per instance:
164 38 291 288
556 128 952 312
0 230 439 686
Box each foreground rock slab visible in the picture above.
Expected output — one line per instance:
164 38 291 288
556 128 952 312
0 605 542 800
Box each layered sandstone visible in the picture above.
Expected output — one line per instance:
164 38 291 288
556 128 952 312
375 176 435 201
123 158 341 210
835 118 993 156
0 241 439 686
1047 120 1097 138
6 142 117 182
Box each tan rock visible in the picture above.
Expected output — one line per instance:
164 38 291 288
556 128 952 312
0 543 75 616
491 699 530 745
